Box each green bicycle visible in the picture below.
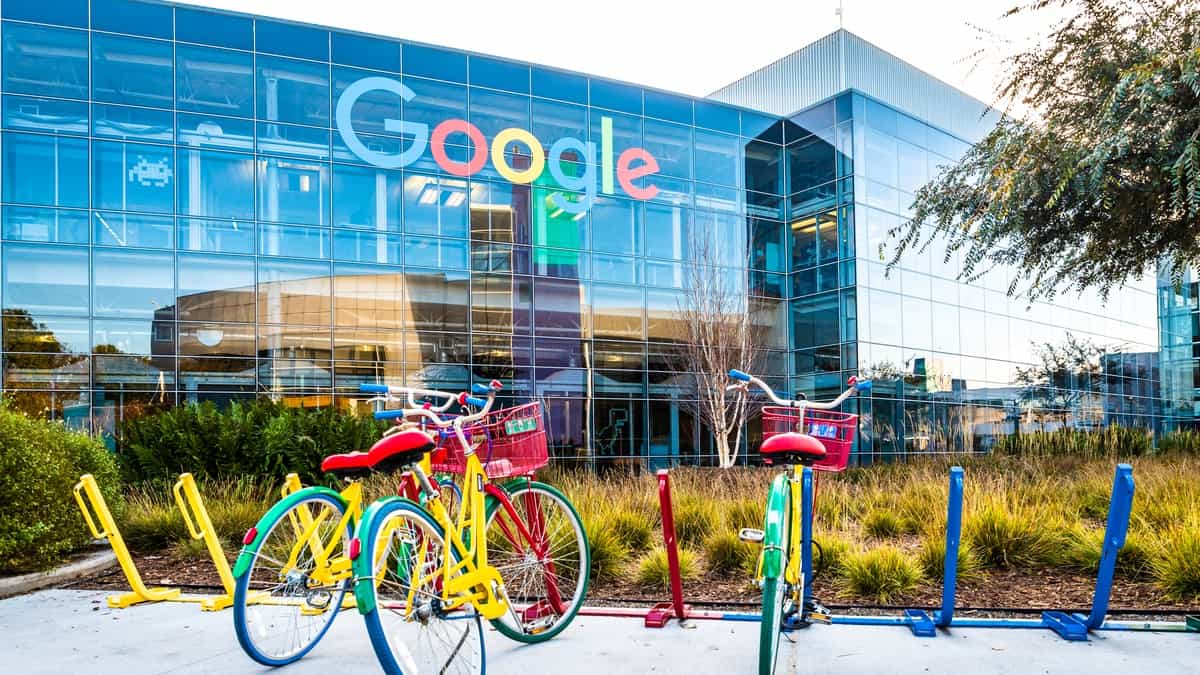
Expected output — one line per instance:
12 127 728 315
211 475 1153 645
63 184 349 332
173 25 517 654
728 369 870 675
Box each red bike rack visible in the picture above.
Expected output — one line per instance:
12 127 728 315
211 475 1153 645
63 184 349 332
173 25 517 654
644 469 690 628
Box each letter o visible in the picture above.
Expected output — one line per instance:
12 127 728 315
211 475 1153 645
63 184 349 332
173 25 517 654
431 119 488 176
490 128 545 184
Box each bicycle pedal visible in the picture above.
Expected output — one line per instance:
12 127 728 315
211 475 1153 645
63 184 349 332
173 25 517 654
738 528 765 544
807 612 832 624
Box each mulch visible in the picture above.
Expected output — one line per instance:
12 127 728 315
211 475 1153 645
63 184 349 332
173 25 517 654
66 549 1199 619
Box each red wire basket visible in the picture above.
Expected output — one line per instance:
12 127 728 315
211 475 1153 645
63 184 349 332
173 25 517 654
430 402 548 479
761 406 859 472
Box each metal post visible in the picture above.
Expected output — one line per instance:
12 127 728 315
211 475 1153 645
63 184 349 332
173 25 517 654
801 466 814 603
645 469 689 627
935 466 964 628
174 473 267 611
1084 463 1135 629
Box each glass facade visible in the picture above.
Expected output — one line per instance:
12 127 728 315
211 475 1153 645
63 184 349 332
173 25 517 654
0 0 1172 464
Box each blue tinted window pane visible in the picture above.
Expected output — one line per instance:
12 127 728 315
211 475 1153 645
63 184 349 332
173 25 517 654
332 32 400 71
531 98 587 143
590 112 641 168
257 122 330 159
177 112 253 151
2 0 86 27
93 318 154 355
2 132 88 207
694 101 739 134
865 98 899 137
175 7 252 50
257 258 332 326
404 77 467 130
93 248 175 319
178 218 254 254
792 101 835 136
469 88 529 141
2 23 89 99
93 103 173 142
745 140 783 194
2 206 88 243
176 45 254 118
2 243 89 315
258 157 330 226
256 19 328 61
333 229 403 264
177 148 255 220
789 134 836 194
402 174 468 238
405 236 467 269
694 129 739 187
644 203 689 260
94 212 173 248
644 91 692 124
531 67 586 104
92 0 172 39
333 67 404 137
589 80 640 114
333 164 402 231
643 119 691 179
590 198 641 255
3 95 88 135
92 34 174 108
93 141 175 213
403 44 466 83
259 223 330 258
743 114 783 143
257 55 330 128
470 56 529 94
177 253 255 321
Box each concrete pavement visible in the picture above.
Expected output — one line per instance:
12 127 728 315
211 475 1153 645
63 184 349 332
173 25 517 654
2 590 1197 674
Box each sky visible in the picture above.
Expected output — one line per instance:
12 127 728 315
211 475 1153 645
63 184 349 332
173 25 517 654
172 0 1065 108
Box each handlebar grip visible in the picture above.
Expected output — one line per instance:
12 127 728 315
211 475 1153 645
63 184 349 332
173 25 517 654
471 383 491 395
728 369 751 382
462 395 488 408
373 409 407 420
855 379 873 392
359 383 389 394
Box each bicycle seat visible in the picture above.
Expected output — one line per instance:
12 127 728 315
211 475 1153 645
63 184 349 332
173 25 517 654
760 432 827 466
321 429 435 478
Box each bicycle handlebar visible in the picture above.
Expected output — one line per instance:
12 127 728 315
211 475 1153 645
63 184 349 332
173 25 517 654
364 380 504 457
359 383 460 413
727 370 870 410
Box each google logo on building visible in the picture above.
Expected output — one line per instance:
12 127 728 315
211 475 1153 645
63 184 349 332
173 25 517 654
336 77 660 214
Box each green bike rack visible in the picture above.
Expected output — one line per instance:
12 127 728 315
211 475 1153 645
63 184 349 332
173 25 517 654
1186 615 1199 632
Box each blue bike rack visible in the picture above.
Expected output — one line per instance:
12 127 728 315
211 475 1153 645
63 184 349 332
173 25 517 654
902 466 962 638
801 466 814 606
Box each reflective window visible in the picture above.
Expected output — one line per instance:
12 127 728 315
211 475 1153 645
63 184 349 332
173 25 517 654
867 289 902 346
405 235 467 269
2 1 87 27
333 164 402 230
744 140 783 195
257 55 330 128
591 197 641 255
94 212 174 248
531 67 587 104
592 283 644 340
176 253 255 321
591 112 642 167
901 296 932 351
694 129 739 187
403 174 468 238
643 119 691 180
533 277 584 338
2 132 88 208
645 90 692 125
403 44 467 83
531 98 588 144
93 248 175 319
694 100 740 135
178 218 254 254
259 223 330 258
3 206 88 244
469 88 529 141
331 264 404 329
257 258 332 326
404 268 469 332
750 217 785 272
177 112 253 151
258 121 331 159
1 23 88 100
175 7 253 50
255 19 328 62
2 243 89 316
333 229 403 264
589 79 641 114
93 318 155 355
93 103 173 142
470 56 529 94
177 321 254 357
789 134 836 194
92 34 174 109
332 32 400 72
93 141 175 214
176 45 255 119
3 95 88 136
177 148 254 220
93 0 173 39
404 77 468 130
645 203 689 260
257 156 330 226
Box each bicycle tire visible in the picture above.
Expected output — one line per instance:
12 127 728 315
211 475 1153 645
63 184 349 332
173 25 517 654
758 477 793 675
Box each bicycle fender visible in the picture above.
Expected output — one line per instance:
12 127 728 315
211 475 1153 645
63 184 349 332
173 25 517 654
232 486 347 579
761 473 791 579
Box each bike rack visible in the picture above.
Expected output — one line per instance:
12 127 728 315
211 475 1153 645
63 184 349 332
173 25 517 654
645 469 690 628
1186 615 1199 632
902 466 963 637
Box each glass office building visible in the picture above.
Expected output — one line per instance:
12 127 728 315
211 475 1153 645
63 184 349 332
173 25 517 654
0 0 1169 465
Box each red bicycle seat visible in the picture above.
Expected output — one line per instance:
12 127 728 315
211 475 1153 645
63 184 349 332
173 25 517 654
760 432 827 465
321 429 435 478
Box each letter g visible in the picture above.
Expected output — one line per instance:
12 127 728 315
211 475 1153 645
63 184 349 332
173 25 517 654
335 77 428 169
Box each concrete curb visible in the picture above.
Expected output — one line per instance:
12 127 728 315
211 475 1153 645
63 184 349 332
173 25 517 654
0 546 116 600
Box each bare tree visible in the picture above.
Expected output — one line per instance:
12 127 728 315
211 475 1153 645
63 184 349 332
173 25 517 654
671 235 766 469
1014 333 1115 430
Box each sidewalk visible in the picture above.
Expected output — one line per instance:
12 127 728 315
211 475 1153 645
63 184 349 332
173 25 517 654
2 590 1197 674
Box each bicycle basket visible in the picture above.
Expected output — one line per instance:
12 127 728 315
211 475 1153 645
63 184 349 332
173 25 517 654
431 402 548 479
761 406 858 472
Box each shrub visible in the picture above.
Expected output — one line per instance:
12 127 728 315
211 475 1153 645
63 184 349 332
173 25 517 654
118 478 279 552
965 498 1067 568
118 399 386 484
840 546 923 603
635 546 699 588
703 531 756 575
813 532 856 575
1150 518 1200 601
673 494 721 548
119 488 188 551
861 508 904 539
916 533 984 583
992 427 1152 459
1063 526 1153 579
610 509 656 553
727 498 766 531
582 516 630 582
0 401 123 572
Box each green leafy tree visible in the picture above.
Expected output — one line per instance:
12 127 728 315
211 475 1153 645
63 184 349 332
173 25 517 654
887 0 1200 299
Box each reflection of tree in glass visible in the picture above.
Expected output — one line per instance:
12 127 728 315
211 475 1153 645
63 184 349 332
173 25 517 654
2 309 87 417
1015 333 1118 430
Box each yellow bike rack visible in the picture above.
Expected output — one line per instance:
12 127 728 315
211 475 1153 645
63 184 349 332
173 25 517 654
74 474 182 609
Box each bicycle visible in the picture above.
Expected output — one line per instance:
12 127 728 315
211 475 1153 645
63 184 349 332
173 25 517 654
349 380 590 674
230 385 464 667
727 369 870 675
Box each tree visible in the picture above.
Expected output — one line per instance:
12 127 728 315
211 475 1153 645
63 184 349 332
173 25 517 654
672 237 765 469
886 0 1200 299
1014 333 1114 428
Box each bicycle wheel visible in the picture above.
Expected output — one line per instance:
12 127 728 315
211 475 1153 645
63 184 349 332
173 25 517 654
759 486 792 675
357 498 485 675
485 479 590 643
232 489 351 666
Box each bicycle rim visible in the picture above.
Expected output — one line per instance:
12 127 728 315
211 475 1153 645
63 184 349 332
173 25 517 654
233 493 350 666
485 480 590 643
360 501 485 675
759 494 791 675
